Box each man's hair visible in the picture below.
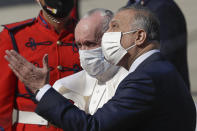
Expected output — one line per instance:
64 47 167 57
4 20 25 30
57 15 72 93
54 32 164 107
83 8 114 41
118 5 160 42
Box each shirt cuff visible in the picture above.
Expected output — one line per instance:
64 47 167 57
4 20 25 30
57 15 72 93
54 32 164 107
36 84 51 101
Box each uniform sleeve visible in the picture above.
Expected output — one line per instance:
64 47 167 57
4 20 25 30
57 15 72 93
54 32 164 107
0 29 17 131
35 72 155 131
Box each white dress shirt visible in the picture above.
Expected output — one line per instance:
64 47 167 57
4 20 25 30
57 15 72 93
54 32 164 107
129 49 160 73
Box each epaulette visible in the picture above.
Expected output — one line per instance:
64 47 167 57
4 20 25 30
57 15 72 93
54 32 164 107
2 18 36 31
1 18 36 53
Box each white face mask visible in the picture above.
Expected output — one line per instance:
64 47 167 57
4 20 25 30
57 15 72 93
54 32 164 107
101 30 137 65
79 47 112 78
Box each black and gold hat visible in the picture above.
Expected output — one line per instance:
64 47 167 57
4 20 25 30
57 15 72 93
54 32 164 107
42 0 74 18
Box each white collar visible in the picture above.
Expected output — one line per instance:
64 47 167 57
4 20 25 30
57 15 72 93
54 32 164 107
129 49 160 73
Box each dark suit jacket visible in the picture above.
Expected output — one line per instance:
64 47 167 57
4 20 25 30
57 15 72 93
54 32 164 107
35 52 196 131
126 0 190 89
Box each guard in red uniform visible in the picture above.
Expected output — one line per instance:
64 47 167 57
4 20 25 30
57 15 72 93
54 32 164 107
0 0 81 130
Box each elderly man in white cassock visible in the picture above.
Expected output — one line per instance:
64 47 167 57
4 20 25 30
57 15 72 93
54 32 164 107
5 8 128 116
51 8 128 114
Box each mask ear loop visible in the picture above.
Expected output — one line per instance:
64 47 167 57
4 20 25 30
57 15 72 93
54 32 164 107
126 44 136 51
123 30 138 35
37 1 42 9
122 30 138 51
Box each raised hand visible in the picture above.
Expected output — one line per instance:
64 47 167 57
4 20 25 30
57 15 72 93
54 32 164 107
4 50 50 93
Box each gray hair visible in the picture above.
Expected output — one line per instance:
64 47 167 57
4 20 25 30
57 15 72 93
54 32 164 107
118 5 160 42
83 8 114 41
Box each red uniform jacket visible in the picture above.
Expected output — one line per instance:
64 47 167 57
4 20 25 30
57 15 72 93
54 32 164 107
0 7 80 131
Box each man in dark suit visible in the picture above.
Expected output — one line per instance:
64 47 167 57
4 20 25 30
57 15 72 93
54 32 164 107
5 5 196 131
126 0 190 89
